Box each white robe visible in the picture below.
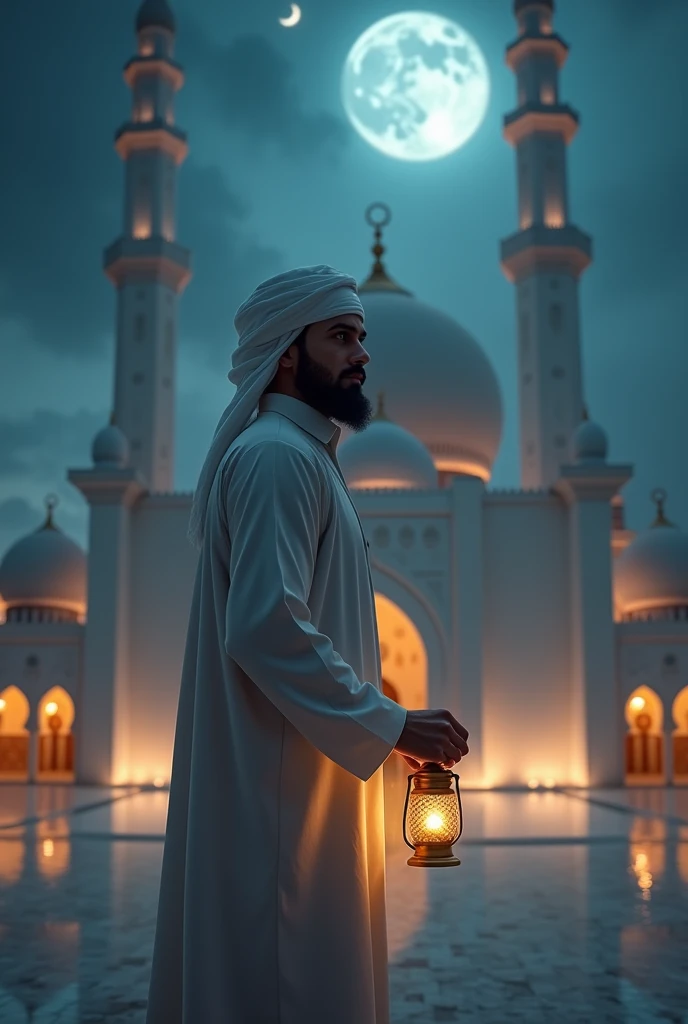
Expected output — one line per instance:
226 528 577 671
146 392 408 1024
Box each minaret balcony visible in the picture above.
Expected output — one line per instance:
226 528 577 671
123 54 185 91
115 119 188 164
500 224 592 282
103 236 192 293
503 102 579 146
506 31 569 71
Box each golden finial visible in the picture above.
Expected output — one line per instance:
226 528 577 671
42 493 59 532
359 203 411 295
650 488 673 528
374 391 389 421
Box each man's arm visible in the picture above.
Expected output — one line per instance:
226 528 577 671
223 438 407 782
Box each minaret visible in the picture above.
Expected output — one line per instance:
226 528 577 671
500 0 592 490
103 0 191 493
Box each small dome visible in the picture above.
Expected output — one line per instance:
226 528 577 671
92 416 130 468
572 413 608 463
338 394 437 491
0 497 87 619
136 0 176 33
614 490 688 621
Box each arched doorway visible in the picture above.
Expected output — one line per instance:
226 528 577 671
624 687 665 785
672 687 688 785
37 687 75 781
0 685 30 780
375 593 428 849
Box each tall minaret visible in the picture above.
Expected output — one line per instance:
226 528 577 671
500 0 592 490
103 0 191 493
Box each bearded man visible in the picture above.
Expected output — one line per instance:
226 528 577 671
146 265 469 1024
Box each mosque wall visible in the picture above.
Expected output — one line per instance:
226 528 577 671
481 493 574 786
126 496 196 784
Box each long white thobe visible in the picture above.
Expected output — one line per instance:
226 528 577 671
146 392 407 1024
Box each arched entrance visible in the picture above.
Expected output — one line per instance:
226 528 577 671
624 687 665 785
672 687 688 785
0 685 30 780
37 687 75 781
375 593 428 849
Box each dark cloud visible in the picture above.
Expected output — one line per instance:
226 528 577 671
0 1 286 361
0 498 41 534
0 408 103 481
186 30 349 157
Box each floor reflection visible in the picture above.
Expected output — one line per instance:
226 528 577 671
0 785 686 1023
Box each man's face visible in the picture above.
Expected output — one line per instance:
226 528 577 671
292 313 372 431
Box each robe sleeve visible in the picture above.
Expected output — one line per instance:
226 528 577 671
223 438 407 782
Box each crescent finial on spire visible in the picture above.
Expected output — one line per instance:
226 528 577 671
359 204 411 295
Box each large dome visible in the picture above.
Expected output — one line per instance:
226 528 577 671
357 229 502 481
338 393 437 490
614 491 688 621
0 497 87 622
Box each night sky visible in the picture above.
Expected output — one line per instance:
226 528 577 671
1 0 686 557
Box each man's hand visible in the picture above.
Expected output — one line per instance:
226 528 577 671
394 709 469 770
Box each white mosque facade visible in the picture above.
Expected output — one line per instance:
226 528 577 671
1 0 688 792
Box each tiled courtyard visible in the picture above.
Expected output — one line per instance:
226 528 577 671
1 784 687 1023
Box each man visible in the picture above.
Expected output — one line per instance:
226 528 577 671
146 265 469 1024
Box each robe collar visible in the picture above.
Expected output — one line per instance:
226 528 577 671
258 393 341 452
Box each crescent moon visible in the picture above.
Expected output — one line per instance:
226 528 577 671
279 3 301 27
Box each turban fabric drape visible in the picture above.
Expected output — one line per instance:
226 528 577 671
187 265 365 549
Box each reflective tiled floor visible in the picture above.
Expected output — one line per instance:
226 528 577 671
1 785 687 1022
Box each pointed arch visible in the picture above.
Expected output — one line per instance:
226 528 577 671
37 687 75 780
671 686 688 785
624 686 665 785
370 556 449 707
0 685 30 779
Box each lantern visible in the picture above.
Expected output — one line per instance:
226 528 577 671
403 762 463 867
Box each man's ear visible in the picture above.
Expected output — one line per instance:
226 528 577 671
277 343 299 370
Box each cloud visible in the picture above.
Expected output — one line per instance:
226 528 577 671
0 1 286 362
186 29 349 157
0 408 104 482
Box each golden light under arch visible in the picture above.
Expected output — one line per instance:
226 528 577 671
375 592 428 710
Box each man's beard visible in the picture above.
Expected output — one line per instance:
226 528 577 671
294 345 373 431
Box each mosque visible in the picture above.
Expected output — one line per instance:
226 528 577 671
0 0 687 792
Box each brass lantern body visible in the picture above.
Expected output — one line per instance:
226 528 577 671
403 762 462 867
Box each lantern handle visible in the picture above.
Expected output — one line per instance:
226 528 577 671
452 772 464 840
402 774 415 850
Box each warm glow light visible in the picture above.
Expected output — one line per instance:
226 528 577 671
153 776 166 788
42 839 55 858
544 200 565 228
45 702 59 716
425 813 445 831
544 778 556 789
540 84 555 105
133 217 152 240
0 699 6 712
527 779 539 789
629 696 646 712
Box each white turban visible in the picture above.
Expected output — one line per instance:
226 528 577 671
187 264 365 549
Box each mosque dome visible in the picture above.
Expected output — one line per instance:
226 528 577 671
0 496 87 623
356 206 503 482
92 415 130 469
614 490 688 622
136 0 176 33
338 393 438 491
572 411 608 463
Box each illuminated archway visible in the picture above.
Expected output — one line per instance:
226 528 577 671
0 685 30 780
672 687 688 785
37 687 75 781
624 686 665 785
375 592 429 850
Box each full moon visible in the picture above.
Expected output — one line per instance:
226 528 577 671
341 11 490 162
